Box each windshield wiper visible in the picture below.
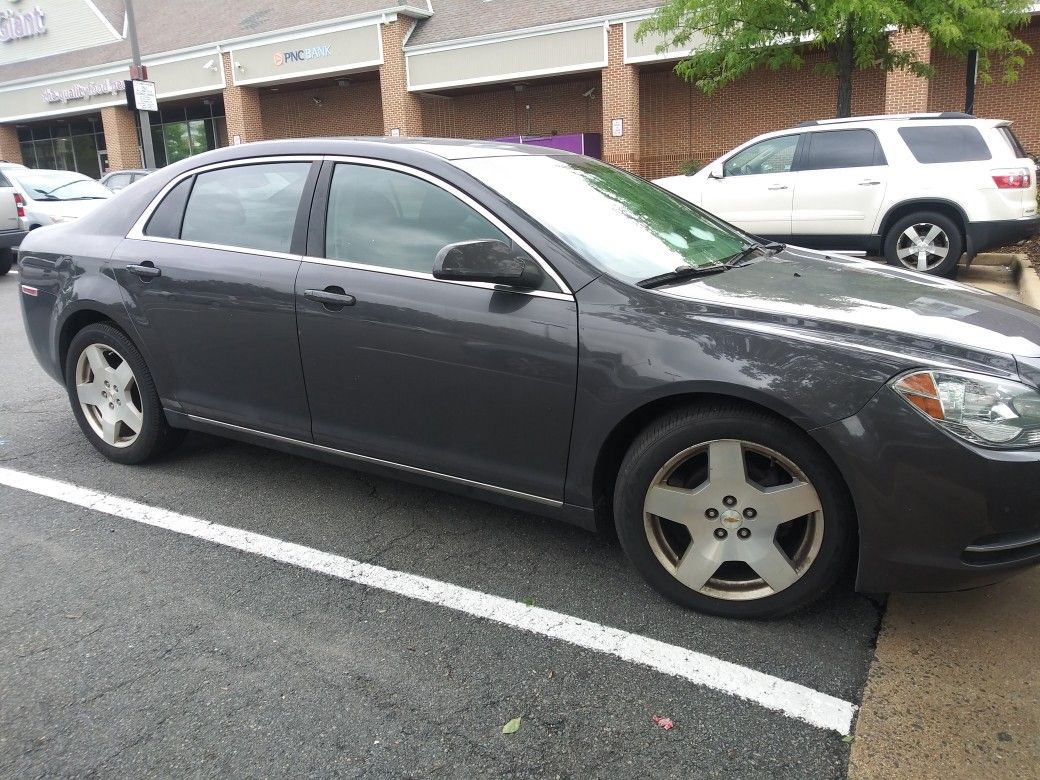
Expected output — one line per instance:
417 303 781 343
65 196 107 200
723 241 786 268
637 264 727 289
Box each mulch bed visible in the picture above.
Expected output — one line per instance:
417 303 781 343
995 234 1040 278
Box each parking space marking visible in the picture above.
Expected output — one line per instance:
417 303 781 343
0 465 856 734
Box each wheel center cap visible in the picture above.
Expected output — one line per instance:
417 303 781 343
720 509 743 529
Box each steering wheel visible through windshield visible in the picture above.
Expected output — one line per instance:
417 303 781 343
455 154 748 285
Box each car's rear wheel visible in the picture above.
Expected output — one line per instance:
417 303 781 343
0 248 13 276
883 211 962 276
65 323 184 464
614 404 853 618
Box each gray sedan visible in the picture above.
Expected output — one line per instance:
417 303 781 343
15 138 1040 618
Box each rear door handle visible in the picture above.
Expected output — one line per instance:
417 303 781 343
767 184 789 191
304 287 356 308
126 262 161 278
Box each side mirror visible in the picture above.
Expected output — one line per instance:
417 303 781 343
433 239 544 290
708 164 724 179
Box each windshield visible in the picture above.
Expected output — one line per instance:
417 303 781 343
455 155 747 284
13 171 112 202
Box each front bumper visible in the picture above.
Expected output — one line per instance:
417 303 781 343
966 216 1040 254
812 387 1040 593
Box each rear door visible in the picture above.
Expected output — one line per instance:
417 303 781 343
114 159 318 438
295 159 578 501
700 134 801 237
0 170 20 235
790 129 889 241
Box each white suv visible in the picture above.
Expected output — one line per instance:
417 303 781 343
655 113 1039 276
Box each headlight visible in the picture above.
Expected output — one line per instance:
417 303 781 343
892 370 1040 448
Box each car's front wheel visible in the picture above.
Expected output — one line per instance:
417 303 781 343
883 211 962 276
65 323 185 464
614 404 853 618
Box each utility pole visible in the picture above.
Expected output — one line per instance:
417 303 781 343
124 0 156 168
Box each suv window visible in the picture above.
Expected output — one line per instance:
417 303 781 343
0 172 10 188
107 173 131 190
898 125 992 164
180 162 310 253
803 129 885 170
325 163 509 274
723 135 800 177
996 126 1029 158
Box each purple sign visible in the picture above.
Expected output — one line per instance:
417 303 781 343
492 133 602 159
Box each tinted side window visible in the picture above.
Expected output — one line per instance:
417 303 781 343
0 172 10 188
997 126 1028 158
144 177 194 239
325 164 509 274
803 129 884 170
898 126 992 163
724 135 800 177
181 162 310 253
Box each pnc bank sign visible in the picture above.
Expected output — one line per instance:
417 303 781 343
273 44 332 67
0 0 46 44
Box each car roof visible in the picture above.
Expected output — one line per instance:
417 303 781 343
787 113 1008 133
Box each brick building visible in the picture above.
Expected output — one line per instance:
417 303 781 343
2 0 1038 180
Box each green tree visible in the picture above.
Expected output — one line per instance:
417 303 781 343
638 0 1033 118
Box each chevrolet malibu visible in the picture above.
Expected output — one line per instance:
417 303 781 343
16 139 1040 618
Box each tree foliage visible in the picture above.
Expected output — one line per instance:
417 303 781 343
637 0 1033 117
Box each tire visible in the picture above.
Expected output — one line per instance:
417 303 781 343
883 211 962 276
613 403 854 619
64 322 185 464
0 248 12 276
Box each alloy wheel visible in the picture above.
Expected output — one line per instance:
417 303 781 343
895 222 950 272
75 343 144 448
643 439 824 601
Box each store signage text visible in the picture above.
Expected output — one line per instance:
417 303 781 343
273 44 331 67
42 78 124 105
0 4 46 43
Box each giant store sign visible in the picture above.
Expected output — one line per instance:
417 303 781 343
0 3 45 43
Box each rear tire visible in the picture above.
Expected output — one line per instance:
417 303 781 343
614 404 854 619
0 248 12 276
65 323 185 464
883 211 962 276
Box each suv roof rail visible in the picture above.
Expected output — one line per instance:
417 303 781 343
795 112 977 128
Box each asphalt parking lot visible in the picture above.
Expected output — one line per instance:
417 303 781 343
0 269 884 778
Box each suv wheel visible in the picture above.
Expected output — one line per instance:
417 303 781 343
883 211 962 276
614 404 853 619
65 323 185 464
0 248 12 276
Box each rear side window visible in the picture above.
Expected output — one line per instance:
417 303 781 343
997 126 1029 158
180 162 310 253
0 172 10 188
898 126 992 163
802 129 885 170
144 177 194 239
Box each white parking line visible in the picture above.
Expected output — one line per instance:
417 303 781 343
0 465 856 734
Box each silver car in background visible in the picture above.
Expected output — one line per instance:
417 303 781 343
5 169 111 229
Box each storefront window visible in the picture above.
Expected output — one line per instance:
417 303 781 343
147 100 226 167
17 118 105 178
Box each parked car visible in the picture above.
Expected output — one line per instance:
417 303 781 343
99 168 154 192
6 168 111 230
655 113 1039 277
16 139 1040 618
0 167 27 275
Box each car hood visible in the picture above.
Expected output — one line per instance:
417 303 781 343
659 247 1040 361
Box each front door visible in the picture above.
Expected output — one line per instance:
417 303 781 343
114 160 315 438
296 161 578 500
701 133 801 237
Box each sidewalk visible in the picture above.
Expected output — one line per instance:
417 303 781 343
849 570 1040 780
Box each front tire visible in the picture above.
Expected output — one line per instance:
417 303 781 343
883 211 962 276
65 323 185 464
614 404 853 619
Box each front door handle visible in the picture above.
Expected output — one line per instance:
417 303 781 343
767 184 789 191
126 261 161 279
858 180 882 186
304 287 356 309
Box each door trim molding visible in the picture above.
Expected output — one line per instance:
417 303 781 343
185 414 565 508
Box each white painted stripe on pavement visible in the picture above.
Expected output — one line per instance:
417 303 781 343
0 466 857 734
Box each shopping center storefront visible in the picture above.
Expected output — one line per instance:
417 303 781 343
2 0 1038 179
